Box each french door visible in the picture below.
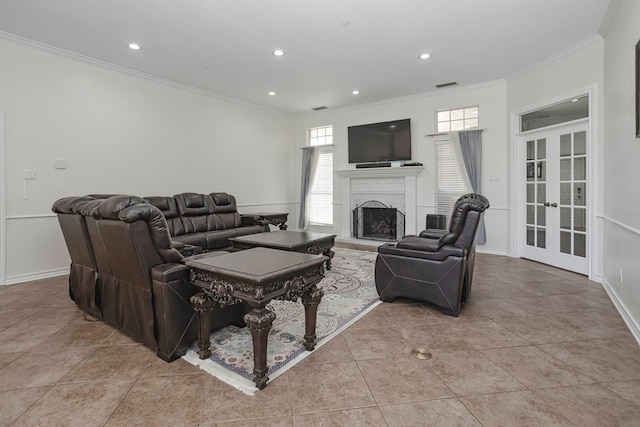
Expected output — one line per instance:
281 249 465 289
521 121 589 274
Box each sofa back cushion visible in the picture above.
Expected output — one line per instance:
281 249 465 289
210 192 242 229
145 196 182 236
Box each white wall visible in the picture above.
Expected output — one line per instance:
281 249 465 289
506 36 605 278
294 82 509 256
601 0 640 340
0 37 296 283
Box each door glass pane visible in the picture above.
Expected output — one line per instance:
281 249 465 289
560 183 572 205
574 183 586 206
537 206 546 226
560 231 571 254
574 208 586 232
526 140 535 160
574 131 586 155
560 207 571 229
560 159 571 180
560 134 572 156
537 183 546 203
526 226 535 246
538 161 546 180
574 234 586 257
527 162 535 181
536 139 546 159
527 205 534 224
527 184 535 203
574 157 586 180
537 228 546 248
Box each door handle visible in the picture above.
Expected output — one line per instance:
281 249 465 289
544 202 550 207
544 202 558 207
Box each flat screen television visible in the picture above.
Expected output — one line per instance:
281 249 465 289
348 119 411 164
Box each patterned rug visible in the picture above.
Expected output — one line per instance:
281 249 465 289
182 247 380 395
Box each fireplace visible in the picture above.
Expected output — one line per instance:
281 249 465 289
336 166 423 241
353 201 405 241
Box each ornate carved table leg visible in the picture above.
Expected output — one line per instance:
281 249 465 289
301 284 324 351
190 292 215 359
244 306 276 389
323 248 335 270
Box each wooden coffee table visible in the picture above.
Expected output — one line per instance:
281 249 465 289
230 230 336 270
186 247 327 390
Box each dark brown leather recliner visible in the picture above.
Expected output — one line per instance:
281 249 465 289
374 194 489 317
52 196 103 318
88 196 245 361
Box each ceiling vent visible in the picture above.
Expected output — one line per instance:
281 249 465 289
312 106 327 111
435 81 458 88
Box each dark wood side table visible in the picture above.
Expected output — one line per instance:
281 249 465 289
186 247 327 390
229 230 336 270
250 212 289 230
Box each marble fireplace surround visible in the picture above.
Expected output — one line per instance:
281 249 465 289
335 166 424 243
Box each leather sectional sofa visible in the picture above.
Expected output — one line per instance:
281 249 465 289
143 192 268 251
52 192 270 361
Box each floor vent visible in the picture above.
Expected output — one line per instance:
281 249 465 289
435 81 458 88
312 106 327 111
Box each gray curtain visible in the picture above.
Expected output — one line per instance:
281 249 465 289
298 146 319 229
458 129 486 244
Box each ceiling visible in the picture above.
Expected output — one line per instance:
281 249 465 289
0 0 611 115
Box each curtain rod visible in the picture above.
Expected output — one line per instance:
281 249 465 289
425 128 487 138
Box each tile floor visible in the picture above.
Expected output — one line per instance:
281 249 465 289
1 252 640 426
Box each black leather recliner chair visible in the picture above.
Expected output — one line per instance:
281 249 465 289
374 194 489 316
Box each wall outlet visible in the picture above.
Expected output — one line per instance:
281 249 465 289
24 169 37 180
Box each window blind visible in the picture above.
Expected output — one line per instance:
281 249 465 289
436 141 469 226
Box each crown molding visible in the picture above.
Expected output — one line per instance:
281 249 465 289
0 31 294 118
506 34 604 82
296 80 507 119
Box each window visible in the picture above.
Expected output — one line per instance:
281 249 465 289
308 126 333 225
437 106 478 133
435 140 469 226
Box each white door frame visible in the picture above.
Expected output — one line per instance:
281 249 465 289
0 112 6 285
510 85 597 279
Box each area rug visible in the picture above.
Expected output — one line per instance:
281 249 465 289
182 247 380 395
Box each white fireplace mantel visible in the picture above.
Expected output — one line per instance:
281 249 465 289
335 166 424 241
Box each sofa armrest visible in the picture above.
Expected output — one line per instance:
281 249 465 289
171 241 203 257
151 263 191 283
419 229 448 239
378 242 466 261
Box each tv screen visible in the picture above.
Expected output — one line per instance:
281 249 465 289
348 119 411 164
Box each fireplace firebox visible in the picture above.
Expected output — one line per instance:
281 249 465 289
352 200 405 241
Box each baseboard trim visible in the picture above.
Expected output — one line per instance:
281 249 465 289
4 267 69 286
601 278 640 346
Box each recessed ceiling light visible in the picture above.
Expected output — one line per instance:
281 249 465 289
352 90 360 95
419 53 430 59
128 43 141 50
273 49 284 57
268 91 276 96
